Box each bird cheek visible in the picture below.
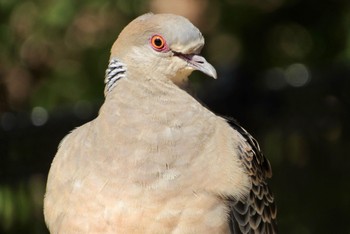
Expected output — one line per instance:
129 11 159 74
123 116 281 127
178 59 196 75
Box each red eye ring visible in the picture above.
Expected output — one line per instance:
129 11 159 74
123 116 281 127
150 35 166 51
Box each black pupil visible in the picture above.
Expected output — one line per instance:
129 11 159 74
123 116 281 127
154 38 163 47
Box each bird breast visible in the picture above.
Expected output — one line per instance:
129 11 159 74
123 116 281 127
97 77 219 191
45 77 249 233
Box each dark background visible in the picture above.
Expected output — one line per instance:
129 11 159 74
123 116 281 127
1 0 349 233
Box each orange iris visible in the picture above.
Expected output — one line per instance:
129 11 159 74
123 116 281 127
151 35 166 50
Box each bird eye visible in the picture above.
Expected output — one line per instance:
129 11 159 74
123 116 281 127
150 35 166 51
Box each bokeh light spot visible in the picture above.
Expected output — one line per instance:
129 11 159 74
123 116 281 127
285 63 311 87
31 106 48 126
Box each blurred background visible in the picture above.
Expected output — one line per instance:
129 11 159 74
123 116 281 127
1 0 350 233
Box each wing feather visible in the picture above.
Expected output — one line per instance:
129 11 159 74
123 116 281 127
227 119 278 234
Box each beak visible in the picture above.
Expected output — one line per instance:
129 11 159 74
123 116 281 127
175 53 217 79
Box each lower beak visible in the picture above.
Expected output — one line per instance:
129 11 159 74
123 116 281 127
176 53 217 79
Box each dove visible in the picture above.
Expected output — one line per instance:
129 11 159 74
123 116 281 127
44 13 277 233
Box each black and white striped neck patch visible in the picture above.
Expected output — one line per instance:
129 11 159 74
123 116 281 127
104 58 127 93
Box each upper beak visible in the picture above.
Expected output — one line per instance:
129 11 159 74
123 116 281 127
176 53 217 79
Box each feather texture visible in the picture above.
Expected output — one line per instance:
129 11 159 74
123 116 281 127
227 119 278 234
104 58 127 93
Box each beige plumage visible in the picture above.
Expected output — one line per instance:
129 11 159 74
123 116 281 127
44 13 277 233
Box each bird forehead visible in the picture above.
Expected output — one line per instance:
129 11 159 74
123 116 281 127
137 13 204 53
163 22 204 53
154 14 204 51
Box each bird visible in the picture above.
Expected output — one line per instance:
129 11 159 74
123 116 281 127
44 13 277 234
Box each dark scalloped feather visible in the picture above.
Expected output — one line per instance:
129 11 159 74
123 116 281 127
226 118 278 234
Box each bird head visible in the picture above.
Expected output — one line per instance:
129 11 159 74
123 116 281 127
110 13 217 87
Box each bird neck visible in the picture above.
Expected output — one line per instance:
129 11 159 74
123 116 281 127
104 58 127 95
104 56 193 95
99 65 203 129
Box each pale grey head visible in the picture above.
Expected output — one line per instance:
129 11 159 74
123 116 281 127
110 13 217 87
